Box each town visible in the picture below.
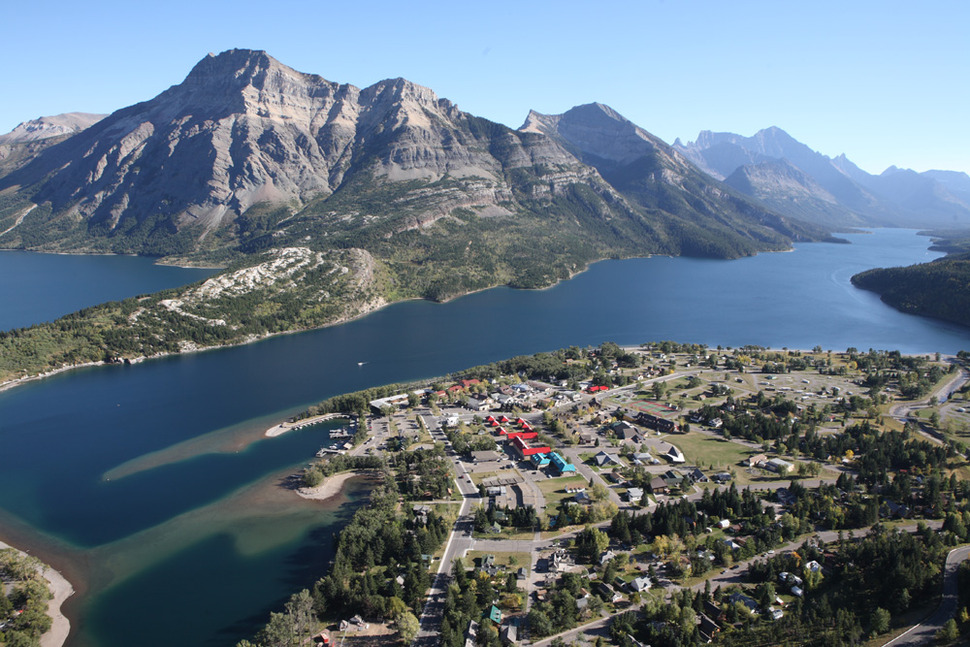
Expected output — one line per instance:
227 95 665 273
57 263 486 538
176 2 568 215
246 342 970 647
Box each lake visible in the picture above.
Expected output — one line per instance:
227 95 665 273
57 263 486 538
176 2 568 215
0 250 216 331
0 229 968 647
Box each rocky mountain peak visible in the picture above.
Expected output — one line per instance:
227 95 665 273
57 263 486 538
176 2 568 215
529 102 665 165
0 113 105 144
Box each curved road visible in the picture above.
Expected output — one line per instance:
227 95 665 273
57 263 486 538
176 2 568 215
882 544 970 646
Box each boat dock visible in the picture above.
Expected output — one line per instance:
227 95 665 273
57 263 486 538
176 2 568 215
265 413 348 437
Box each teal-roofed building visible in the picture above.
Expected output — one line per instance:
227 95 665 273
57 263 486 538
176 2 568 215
530 452 550 467
484 604 503 624
549 452 576 474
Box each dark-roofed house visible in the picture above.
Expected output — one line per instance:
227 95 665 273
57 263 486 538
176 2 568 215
611 421 642 442
699 614 721 643
594 451 624 467
649 476 668 494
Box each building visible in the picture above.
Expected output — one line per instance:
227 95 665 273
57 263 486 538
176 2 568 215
766 458 794 474
611 421 642 442
627 487 644 503
593 451 624 467
660 443 685 463
368 393 410 413
505 431 538 441
549 452 577 474
636 411 677 433
530 452 550 468
509 436 551 458
629 576 651 592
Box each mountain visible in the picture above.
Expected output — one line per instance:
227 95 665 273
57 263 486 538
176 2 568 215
0 112 104 176
723 159 868 230
922 170 970 204
0 50 824 275
675 128 970 229
519 104 829 257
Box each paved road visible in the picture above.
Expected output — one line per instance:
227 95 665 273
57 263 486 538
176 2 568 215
413 419 481 646
883 544 970 646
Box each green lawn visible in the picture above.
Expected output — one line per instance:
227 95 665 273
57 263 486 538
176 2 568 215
671 431 753 470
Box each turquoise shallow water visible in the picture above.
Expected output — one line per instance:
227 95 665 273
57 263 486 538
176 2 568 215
0 229 968 646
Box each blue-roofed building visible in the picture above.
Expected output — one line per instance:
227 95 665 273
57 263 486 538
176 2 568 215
549 452 577 474
530 452 550 467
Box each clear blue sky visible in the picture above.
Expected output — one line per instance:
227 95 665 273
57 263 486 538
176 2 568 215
3 0 968 174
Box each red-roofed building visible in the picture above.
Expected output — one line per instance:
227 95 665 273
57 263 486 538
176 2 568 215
498 416 510 423
510 436 551 458
506 431 538 441
497 427 508 435
461 379 480 388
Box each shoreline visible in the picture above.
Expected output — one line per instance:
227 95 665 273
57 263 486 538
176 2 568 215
295 471 370 502
0 539 74 647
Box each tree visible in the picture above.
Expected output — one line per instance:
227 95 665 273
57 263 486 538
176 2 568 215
870 607 891 636
936 618 958 643
284 589 315 640
395 611 420 644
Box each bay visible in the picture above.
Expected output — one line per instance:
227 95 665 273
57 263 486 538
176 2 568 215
0 250 216 331
0 228 968 647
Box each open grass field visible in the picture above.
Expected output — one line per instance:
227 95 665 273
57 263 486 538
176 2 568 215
465 550 531 571
672 431 753 470
536 474 591 512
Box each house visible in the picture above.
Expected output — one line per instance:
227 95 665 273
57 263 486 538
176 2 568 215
712 471 733 483
687 466 708 482
464 620 479 647
747 453 769 468
484 605 503 624
627 487 645 503
698 613 721 642
649 476 668 494
629 576 651 592
765 458 794 474
466 395 492 412
728 592 760 614
501 623 517 644
716 518 731 529
574 491 592 504
594 451 624 467
632 452 656 465
595 581 623 603
599 550 617 565
612 421 642 442
805 560 822 573
791 586 804 597
660 443 685 463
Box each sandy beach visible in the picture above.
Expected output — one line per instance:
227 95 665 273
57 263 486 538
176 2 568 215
296 471 368 501
0 539 74 647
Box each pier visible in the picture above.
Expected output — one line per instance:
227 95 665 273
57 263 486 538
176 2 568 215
265 413 348 438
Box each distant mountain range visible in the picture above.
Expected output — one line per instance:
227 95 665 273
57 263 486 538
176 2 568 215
0 49 830 271
674 128 970 230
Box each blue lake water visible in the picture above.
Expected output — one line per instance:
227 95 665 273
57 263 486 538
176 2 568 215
0 251 215 331
0 228 968 647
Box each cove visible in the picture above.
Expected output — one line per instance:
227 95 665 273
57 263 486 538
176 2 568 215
0 228 969 647
0 250 216 331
